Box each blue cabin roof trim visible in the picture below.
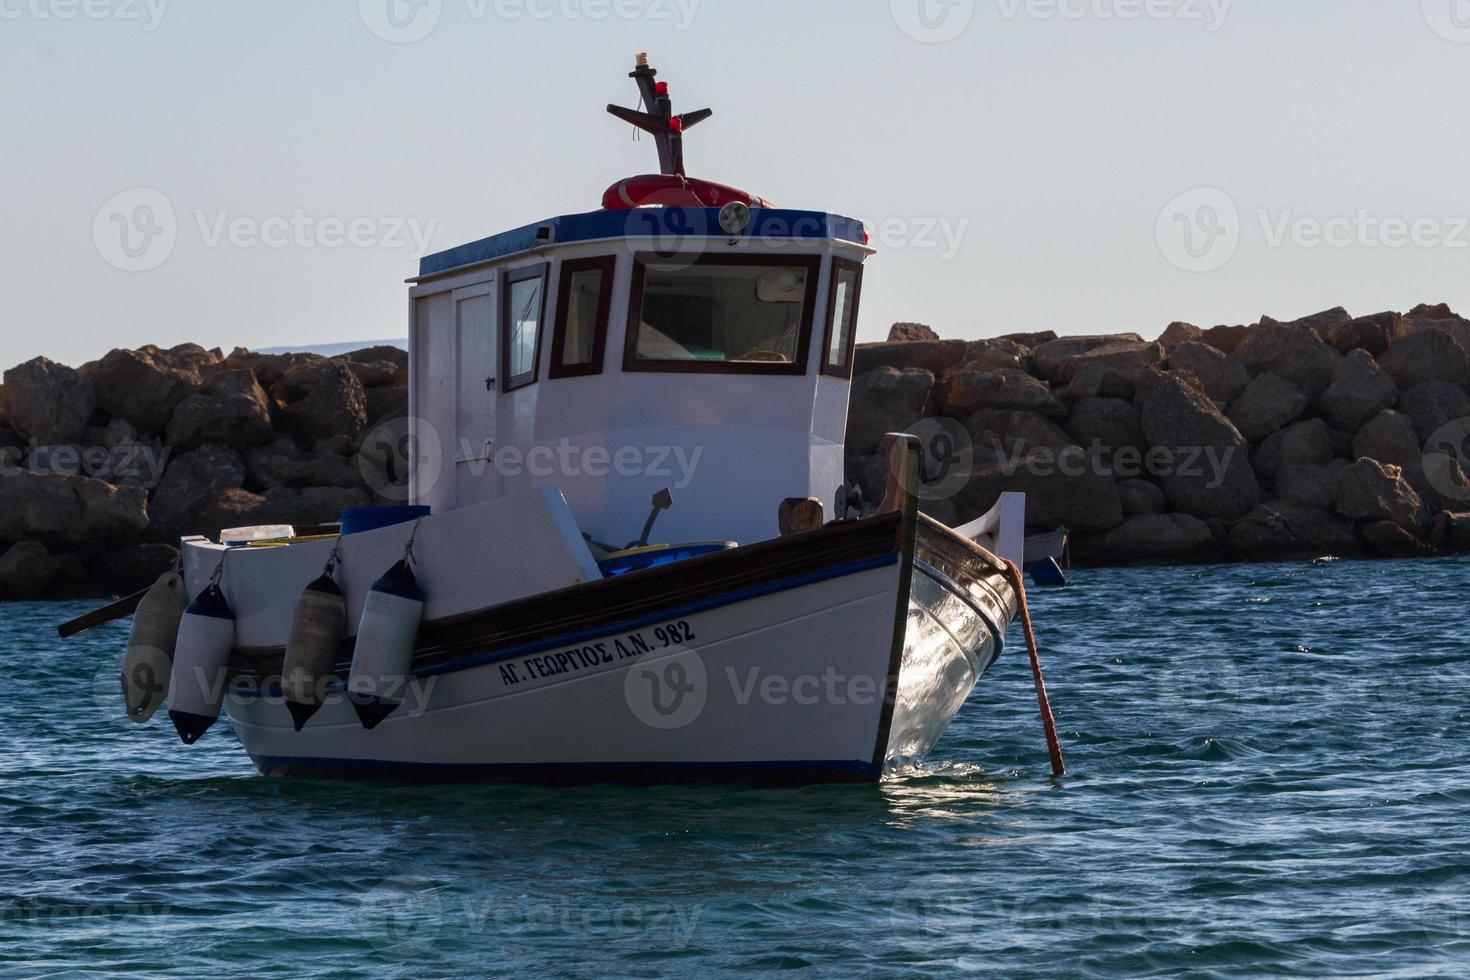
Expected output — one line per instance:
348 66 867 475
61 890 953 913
417 208 868 279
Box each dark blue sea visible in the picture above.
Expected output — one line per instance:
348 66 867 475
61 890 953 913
4 557 1469 977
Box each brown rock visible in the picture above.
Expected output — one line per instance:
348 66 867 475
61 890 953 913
1319 350 1398 433
1118 479 1167 516
1227 500 1361 559
1087 513 1216 562
1233 324 1342 403
1276 460 1348 511
1397 381 1470 444
1262 307 1352 338
1401 316 1470 355
1166 342 1250 405
165 370 274 452
1201 324 1251 355
0 541 63 599
1031 334 1146 385
336 355 406 389
845 368 935 456
1323 312 1404 357
998 331 1059 348
1420 453 1470 513
1064 361 1138 400
343 346 408 371
1352 410 1421 472
81 348 201 435
243 437 365 491
271 361 369 445
1277 419 1335 470
0 472 148 543
147 443 246 543
1227 374 1307 442
956 449 1124 532
1140 377 1260 521
221 348 325 389
853 340 968 377
2 357 95 446
1335 458 1428 533
939 369 1065 419
966 409 1074 459
365 386 408 428
1158 322 1204 347
1361 521 1432 558
958 338 1030 372
887 323 938 343
1066 398 1148 458
1378 330 1470 391
1409 303 1457 320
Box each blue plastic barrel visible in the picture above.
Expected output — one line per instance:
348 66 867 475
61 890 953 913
340 506 431 536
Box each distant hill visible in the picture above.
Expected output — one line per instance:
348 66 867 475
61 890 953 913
256 339 407 357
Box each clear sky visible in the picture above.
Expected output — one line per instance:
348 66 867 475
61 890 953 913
4 0 1469 369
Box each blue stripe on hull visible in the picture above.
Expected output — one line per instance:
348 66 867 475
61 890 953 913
249 756 882 786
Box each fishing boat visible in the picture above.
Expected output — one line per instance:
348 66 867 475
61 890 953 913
74 56 1064 784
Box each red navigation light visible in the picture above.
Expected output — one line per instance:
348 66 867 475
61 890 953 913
656 82 669 96
669 116 684 133
863 228 871 245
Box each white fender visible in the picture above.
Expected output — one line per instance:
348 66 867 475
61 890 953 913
168 585 236 745
347 560 424 730
121 570 188 723
282 573 347 732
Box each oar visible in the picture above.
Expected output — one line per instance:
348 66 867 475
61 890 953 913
57 587 150 639
1002 560 1066 777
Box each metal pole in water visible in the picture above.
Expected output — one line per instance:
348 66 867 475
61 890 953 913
1003 560 1067 777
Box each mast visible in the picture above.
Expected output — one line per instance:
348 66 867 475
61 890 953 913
606 52 712 178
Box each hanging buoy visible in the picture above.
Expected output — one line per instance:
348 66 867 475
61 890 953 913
282 569 347 733
120 569 188 723
347 559 424 731
168 579 236 745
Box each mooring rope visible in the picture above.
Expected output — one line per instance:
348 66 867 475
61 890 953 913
1001 559 1066 778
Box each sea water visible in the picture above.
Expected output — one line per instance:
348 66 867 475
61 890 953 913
3 557 1468 977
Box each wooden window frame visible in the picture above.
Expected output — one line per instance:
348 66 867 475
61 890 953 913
820 258 864 380
500 263 549 393
548 256 616 380
622 253 822 376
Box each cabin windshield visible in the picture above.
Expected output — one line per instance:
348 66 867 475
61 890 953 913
627 257 817 373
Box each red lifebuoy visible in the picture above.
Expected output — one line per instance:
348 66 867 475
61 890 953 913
602 174 774 211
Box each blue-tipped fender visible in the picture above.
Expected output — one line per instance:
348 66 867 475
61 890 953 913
168 584 236 745
347 560 425 731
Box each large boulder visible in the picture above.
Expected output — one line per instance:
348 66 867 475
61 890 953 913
1335 459 1428 534
1232 324 1341 403
845 368 934 456
1158 322 1203 347
965 409 1074 459
1227 374 1307 442
958 338 1031 372
956 449 1124 532
1227 500 1361 559
88 542 180 596
1276 419 1335 470
1166 342 1250 405
270 361 369 445
1085 513 1216 562
1378 330 1470 391
853 340 968 377
243 437 366 491
1360 521 1433 559
221 348 324 389
1045 340 1164 389
1031 334 1146 385
1323 312 1404 357
938 368 1064 419
1319 350 1398 433
365 386 408 428
0 541 63 599
165 369 274 452
1262 307 1352 337
336 351 406 389
1066 398 1148 459
1140 377 1260 521
1397 381 1470 444
1401 314 1470 355
80 348 202 435
1 357 95 446
0 472 148 543
1352 410 1421 472
1201 324 1250 354
1276 459 1348 511
887 323 938 343
147 443 246 543
1118 479 1167 516
998 331 1058 348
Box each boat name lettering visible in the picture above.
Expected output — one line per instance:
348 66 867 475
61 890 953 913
498 621 698 686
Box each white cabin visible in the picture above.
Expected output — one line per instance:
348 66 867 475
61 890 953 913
406 207 873 548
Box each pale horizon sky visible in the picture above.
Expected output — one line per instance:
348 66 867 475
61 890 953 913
4 0 1469 369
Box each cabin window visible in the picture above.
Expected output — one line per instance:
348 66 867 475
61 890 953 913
821 259 864 379
549 256 615 379
501 264 548 392
624 255 820 376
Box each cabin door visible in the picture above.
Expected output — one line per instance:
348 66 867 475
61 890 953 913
453 281 498 507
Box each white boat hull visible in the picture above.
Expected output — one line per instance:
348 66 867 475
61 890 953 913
205 513 1015 784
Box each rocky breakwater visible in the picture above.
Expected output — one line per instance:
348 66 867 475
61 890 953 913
0 344 408 600
847 306 1470 565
